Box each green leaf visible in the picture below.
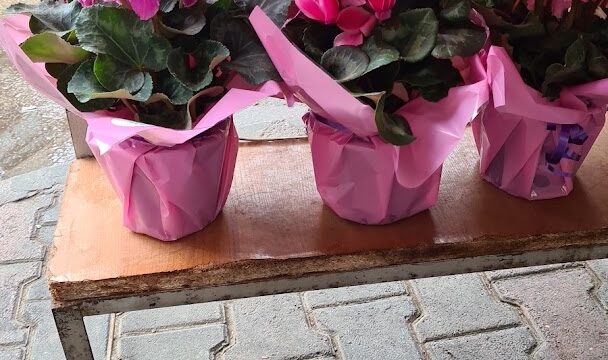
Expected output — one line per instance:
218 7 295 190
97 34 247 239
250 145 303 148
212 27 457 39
7 1 81 34
234 0 290 26
564 38 586 67
136 100 189 129
440 0 471 23
167 40 229 92
210 15 280 85
431 27 486 59
418 83 451 101
321 46 370 83
57 63 116 112
398 8 439 63
375 94 415 146
361 36 400 74
159 0 179 12
157 72 193 105
587 42 608 78
301 21 340 62
93 55 145 94
68 59 153 102
400 57 462 87
507 14 545 40
541 63 589 99
45 63 69 79
75 6 172 71
160 4 206 36
20 32 89 64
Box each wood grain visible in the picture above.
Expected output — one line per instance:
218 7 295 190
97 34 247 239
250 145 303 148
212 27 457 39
49 128 608 303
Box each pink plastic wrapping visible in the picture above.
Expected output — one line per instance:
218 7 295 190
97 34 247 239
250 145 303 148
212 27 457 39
0 15 280 240
472 46 608 200
250 8 489 223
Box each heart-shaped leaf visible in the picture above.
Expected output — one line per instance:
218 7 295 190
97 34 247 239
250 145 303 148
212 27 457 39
321 46 370 83
375 94 415 146
20 32 90 64
400 57 462 88
93 55 145 94
361 36 400 74
157 72 193 105
68 59 153 102
587 42 608 78
210 15 280 85
440 0 471 23
431 27 486 59
167 40 230 92
398 8 439 63
234 0 291 26
160 4 206 36
57 63 116 112
7 1 82 34
75 6 172 71
564 38 586 67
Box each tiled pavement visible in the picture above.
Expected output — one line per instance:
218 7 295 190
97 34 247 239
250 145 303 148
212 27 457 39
1 166 608 360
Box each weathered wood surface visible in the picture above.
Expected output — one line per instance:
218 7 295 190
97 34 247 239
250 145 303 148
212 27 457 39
49 128 608 304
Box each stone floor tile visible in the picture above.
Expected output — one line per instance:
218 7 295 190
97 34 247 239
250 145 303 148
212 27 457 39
0 347 23 360
486 263 581 280
305 282 405 309
21 300 110 360
220 294 333 360
0 262 39 345
493 268 608 359
116 325 226 360
0 194 52 262
426 326 536 360
588 259 608 310
412 274 520 341
119 302 224 335
313 296 421 360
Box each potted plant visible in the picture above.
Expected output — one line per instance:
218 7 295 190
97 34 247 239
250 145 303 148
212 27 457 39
472 0 608 200
0 0 283 240
249 0 489 224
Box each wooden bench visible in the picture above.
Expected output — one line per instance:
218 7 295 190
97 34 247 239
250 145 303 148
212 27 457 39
49 128 608 359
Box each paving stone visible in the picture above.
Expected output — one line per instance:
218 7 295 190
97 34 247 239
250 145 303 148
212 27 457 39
34 223 56 245
220 294 333 360
412 273 520 341
0 194 52 262
426 326 536 360
313 296 421 360
233 98 308 140
26 275 50 300
38 197 60 225
0 262 39 345
119 302 224 335
486 263 581 280
21 300 110 360
493 268 608 359
0 347 23 360
8 165 67 195
116 325 226 360
588 259 608 310
305 282 406 309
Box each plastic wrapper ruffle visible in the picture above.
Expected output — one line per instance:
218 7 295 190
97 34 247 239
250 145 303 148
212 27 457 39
250 8 489 224
472 46 608 200
0 15 280 240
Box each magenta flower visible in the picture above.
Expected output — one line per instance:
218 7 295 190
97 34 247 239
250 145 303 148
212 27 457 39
366 0 396 21
334 6 376 46
341 0 366 6
182 0 198 7
126 0 160 20
295 0 340 24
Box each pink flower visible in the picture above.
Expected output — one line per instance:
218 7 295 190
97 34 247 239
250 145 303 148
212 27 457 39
334 6 376 46
182 0 198 7
366 0 396 21
341 0 366 6
126 0 160 20
295 0 340 24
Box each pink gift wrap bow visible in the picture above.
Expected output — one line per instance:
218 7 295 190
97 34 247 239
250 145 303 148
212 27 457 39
472 46 608 200
0 15 281 240
250 8 489 223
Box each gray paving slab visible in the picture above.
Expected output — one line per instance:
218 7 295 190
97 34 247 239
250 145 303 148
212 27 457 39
0 262 39 345
588 259 608 310
305 282 406 309
313 296 421 360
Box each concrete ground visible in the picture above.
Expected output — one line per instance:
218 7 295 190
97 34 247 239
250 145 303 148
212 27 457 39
1 19 608 360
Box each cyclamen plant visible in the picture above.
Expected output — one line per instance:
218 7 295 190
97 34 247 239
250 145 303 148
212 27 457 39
5 0 285 129
476 0 608 98
286 0 487 144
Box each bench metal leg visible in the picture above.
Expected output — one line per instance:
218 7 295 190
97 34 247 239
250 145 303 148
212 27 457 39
52 307 94 360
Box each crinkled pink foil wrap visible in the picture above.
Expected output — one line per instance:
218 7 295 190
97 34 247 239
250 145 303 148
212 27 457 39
472 46 608 200
305 113 442 223
250 8 489 224
0 15 281 240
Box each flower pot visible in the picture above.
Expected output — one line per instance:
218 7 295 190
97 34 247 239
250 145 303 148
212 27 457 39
87 118 238 240
473 46 608 200
305 113 442 224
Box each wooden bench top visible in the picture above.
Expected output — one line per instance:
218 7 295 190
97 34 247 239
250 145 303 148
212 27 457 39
49 128 608 304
